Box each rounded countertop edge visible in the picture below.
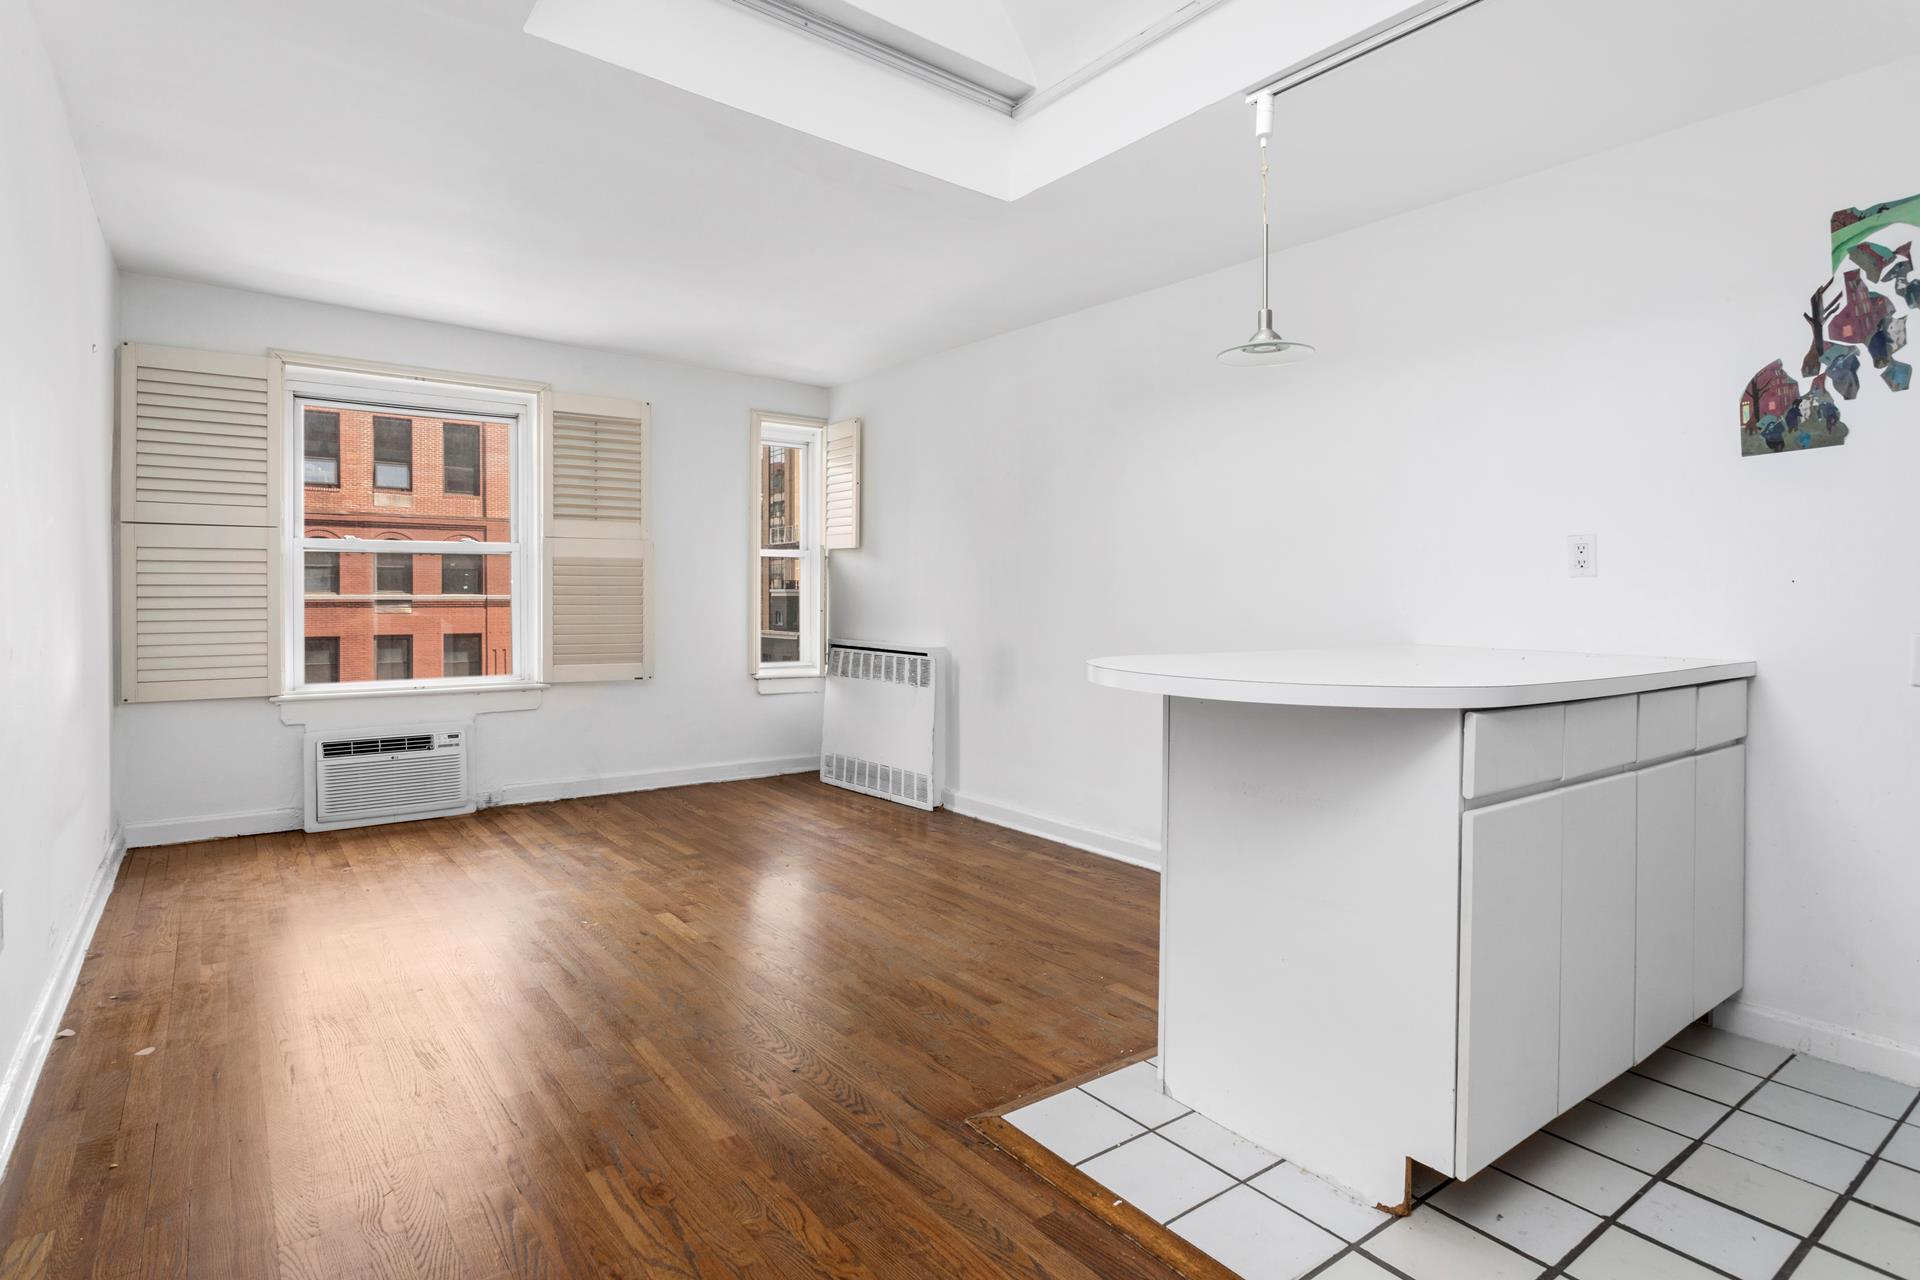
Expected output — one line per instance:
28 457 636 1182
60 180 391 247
1085 654 1758 710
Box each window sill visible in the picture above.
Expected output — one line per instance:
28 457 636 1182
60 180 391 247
273 681 548 704
755 674 824 695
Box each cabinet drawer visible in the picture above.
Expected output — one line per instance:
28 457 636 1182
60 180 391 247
1637 687 1698 762
1696 680 1749 750
1564 695 1637 782
1463 704 1565 801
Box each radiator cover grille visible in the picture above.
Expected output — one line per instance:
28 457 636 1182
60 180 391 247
820 643 944 812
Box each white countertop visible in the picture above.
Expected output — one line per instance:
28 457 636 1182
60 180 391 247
1087 645 1755 709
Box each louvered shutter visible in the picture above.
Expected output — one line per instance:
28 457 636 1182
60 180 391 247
119 344 280 526
823 417 862 551
118 344 282 702
120 524 278 702
546 392 651 681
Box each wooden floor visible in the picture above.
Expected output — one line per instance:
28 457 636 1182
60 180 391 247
0 775 1173 1280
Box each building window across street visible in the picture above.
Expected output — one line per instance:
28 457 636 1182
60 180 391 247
303 410 340 487
304 636 340 684
373 415 413 490
442 422 481 496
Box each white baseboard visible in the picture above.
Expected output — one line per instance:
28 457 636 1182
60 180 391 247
119 756 823 848
1713 998 1920 1088
488 755 819 807
942 788 1162 871
0 829 128 1178
123 806 303 849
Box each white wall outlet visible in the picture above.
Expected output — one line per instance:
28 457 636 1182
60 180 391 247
1567 534 1598 578
1911 635 1920 686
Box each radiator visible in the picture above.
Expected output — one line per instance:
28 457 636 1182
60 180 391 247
820 642 947 810
303 723 474 832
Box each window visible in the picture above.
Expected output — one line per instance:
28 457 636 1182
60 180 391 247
441 553 483 595
376 552 413 594
373 416 412 490
752 414 824 676
304 637 339 684
375 635 413 680
442 422 481 496
303 410 340 486
443 633 483 677
287 368 529 693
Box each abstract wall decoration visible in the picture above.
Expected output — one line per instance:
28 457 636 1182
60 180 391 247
1740 193 1920 457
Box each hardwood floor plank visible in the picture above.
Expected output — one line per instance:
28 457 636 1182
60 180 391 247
0 776 1172 1279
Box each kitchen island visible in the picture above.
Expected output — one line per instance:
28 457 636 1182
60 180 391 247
1088 645 1756 1209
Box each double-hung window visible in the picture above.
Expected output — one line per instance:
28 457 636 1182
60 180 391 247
751 414 823 678
285 366 537 692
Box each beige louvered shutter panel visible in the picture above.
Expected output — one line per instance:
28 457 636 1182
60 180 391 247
823 417 862 551
121 524 278 702
120 344 280 526
546 392 651 681
118 344 282 703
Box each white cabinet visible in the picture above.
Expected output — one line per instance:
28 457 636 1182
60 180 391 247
1695 745 1747 1014
1636 757 1697 1058
1458 791 1564 1175
1454 686 1748 1178
1558 774 1637 1109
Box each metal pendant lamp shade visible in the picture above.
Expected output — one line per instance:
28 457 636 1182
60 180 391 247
1220 92 1314 366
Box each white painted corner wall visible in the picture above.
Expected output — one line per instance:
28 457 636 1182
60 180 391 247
0 0 121 1171
112 275 831 847
828 53 1920 1076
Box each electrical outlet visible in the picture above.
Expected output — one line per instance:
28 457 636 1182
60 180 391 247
1567 534 1598 577
1 890 7 953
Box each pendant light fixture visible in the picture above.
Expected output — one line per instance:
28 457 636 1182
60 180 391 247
1218 91 1315 366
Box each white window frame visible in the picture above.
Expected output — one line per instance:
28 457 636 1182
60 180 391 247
751 411 826 684
277 359 546 698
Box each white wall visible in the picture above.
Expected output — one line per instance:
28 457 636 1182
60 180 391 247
830 57 1920 1068
114 275 829 843
0 0 119 1148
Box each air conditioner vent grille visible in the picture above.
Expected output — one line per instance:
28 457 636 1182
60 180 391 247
320 734 434 758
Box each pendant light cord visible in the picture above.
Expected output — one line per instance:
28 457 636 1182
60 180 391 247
1259 134 1271 315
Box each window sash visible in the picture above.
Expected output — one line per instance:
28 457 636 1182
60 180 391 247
752 415 822 675
285 375 536 695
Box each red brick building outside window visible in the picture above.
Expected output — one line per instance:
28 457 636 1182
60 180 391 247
300 405 515 685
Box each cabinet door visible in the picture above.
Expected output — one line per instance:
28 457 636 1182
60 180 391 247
1636 758 1697 1058
1559 774 1637 1110
1694 745 1746 1015
1458 790 1563 1177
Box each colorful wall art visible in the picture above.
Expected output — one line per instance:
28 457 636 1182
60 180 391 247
1740 193 1920 457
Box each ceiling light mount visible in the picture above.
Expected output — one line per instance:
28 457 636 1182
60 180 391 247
1218 91 1314 367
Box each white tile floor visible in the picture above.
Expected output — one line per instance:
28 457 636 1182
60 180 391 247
1001 1026 1920 1279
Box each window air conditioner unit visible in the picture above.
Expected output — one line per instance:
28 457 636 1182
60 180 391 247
303 723 474 832
821 642 947 811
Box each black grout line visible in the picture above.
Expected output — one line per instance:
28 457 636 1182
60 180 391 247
1046 1048 1920 1280
1771 1086 1920 1280
1533 1051 1798 1280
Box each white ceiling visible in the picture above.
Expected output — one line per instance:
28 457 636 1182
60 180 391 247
31 0 1920 386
